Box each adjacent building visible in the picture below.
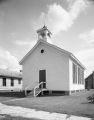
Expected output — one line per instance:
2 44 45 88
85 71 94 89
0 69 22 91
20 26 85 96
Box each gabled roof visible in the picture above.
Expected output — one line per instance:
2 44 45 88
85 72 94 80
0 69 22 79
19 40 85 69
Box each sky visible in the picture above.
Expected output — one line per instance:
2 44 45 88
0 0 94 77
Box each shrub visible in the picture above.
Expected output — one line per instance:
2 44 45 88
87 94 94 103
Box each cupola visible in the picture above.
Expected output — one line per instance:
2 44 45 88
37 25 52 42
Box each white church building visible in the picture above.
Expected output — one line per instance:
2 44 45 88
20 26 85 97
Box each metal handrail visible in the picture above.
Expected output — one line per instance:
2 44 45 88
34 82 47 97
25 81 47 97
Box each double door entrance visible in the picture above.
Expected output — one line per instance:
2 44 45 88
39 70 46 88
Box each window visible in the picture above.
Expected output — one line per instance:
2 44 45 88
18 79 21 84
82 71 84 84
73 63 77 84
3 78 6 86
11 78 14 86
81 69 84 84
78 67 84 84
78 67 81 84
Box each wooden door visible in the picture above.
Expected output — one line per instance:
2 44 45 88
39 70 46 88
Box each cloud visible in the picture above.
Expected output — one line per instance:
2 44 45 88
15 40 32 46
69 0 86 19
46 3 71 34
36 0 87 35
0 47 21 71
14 40 36 48
79 29 94 43
76 48 94 77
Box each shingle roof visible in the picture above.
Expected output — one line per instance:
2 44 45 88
0 69 22 79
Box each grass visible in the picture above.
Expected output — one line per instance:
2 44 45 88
1 90 94 118
0 96 14 102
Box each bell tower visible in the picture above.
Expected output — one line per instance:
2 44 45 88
37 25 52 42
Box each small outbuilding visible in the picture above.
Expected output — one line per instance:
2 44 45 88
20 26 85 96
85 71 94 89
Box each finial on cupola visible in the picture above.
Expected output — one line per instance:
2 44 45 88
36 25 52 42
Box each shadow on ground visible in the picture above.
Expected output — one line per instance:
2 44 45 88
0 91 25 98
0 114 39 120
